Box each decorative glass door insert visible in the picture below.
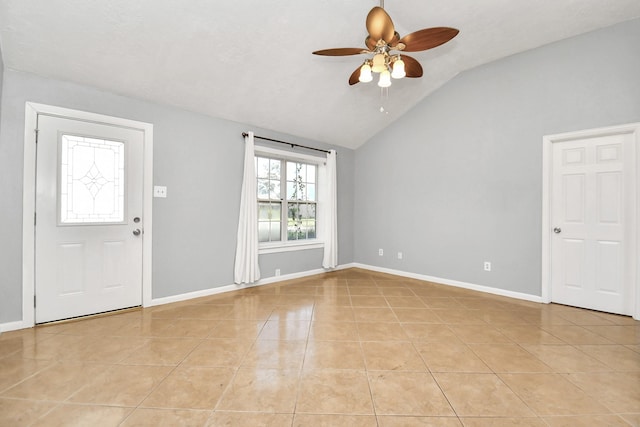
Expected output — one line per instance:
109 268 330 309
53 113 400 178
59 134 125 224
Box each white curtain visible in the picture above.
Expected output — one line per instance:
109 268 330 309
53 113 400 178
234 132 261 284
322 149 338 269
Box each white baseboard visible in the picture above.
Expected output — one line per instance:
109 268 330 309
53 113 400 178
2 262 543 333
148 264 352 307
0 320 30 333
352 263 544 303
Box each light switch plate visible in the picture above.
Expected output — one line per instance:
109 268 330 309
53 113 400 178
154 186 167 198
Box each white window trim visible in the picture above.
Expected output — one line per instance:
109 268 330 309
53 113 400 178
255 145 326 166
254 145 326 253
259 240 324 254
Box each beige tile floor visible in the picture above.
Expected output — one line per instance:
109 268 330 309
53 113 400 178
1 268 639 426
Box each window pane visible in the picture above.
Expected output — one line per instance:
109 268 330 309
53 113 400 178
60 134 124 224
288 203 301 221
286 181 295 200
286 162 296 180
285 160 316 201
307 183 316 201
298 203 309 219
258 202 281 243
288 203 301 241
258 222 270 242
302 203 316 239
270 180 281 200
307 221 316 239
269 203 282 222
270 221 281 241
259 202 280 220
287 228 299 241
307 165 316 183
287 178 306 201
271 202 281 221
297 164 307 182
304 203 316 219
257 157 269 179
269 159 280 180
287 202 316 241
257 179 270 199
259 202 270 220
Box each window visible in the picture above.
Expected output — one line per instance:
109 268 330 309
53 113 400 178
256 155 317 244
59 134 125 224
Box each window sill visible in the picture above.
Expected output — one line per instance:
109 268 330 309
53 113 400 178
259 241 324 254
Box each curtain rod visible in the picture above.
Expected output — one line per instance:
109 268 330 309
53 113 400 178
242 132 331 155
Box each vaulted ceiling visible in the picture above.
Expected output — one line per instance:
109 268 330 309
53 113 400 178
1 0 639 149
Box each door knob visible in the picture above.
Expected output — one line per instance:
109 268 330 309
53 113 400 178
553 227 561 234
133 229 141 236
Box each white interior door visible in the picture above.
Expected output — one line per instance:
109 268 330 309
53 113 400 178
550 132 636 315
35 114 144 323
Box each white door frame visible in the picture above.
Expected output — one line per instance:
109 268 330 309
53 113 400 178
22 102 154 327
541 122 640 320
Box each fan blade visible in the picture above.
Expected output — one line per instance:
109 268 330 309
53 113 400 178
366 7 395 43
390 31 400 46
312 48 366 56
400 55 423 78
365 36 376 51
349 66 361 86
399 27 459 52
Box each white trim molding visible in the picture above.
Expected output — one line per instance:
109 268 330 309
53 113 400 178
149 264 351 306
0 320 31 333
21 102 154 328
3 261 547 332
542 122 640 320
259 241 324 254
351 263 544 303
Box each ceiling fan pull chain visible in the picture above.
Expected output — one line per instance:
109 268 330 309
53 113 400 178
379 87 389 114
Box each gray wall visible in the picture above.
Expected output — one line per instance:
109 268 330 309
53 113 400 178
0 70 354 324
0 45 11 323
354 18 640 296
0 42 4 127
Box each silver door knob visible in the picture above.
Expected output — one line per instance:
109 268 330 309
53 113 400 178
133 229 141 236
553 227 561 234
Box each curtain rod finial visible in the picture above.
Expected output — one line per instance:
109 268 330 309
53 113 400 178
242 132 248 138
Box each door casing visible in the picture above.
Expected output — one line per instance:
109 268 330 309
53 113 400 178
542 122 640 320
22 102 154 327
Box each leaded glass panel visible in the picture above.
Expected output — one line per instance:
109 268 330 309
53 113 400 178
60 134 125 224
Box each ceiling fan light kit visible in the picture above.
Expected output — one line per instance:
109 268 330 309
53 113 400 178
313 4 458 88
358 63 373 83
378 69 392 87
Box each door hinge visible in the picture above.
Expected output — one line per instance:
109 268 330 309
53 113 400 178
34 295 36 308
34 128 39 143
34 212 36 226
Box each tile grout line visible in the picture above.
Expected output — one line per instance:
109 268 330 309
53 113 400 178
208 307 271 418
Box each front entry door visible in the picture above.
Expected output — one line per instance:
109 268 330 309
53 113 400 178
550 131 636 315
35 114 144 323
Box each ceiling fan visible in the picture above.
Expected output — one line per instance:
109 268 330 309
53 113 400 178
312 3 459 87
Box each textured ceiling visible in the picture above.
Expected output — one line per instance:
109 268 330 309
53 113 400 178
1 0 639 149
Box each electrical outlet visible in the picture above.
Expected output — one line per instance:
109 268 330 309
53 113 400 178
484 261 491 271
153 185 167 198
275 269 281 276
397 252 403 260
378 248 384 256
